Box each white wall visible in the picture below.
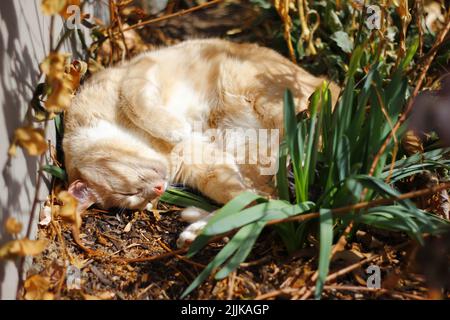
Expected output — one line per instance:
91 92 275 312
0 0 99 299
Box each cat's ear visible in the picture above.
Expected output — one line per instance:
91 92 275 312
68 180 96 212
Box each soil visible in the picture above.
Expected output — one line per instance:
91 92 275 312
27 1 450 300
29 199 449 299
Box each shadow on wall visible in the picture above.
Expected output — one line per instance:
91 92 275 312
0 0 84 298
0 0 99 299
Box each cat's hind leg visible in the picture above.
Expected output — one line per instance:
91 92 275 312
171 134 252 205
171 135 253 247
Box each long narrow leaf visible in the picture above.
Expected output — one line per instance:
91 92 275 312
187 191 263 257
215 221 266 279
315 208 333 299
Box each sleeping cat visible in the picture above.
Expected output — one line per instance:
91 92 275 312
63 38 339 246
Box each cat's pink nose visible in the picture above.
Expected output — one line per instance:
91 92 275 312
152 183 165 196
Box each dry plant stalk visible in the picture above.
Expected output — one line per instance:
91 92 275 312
274 0 296 63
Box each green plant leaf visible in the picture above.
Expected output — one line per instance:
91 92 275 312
331 31 354 54
276 140 290 201
315 208 333 299
202 200 314 236
284 89 303 202
160 188 218 212
42 165 67 181
187 191 263 257
180 226 246 298
215 221 266 279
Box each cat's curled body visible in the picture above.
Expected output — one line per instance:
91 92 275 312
64 39 339 244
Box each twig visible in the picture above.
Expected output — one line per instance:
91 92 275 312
255 287 298 300
239 255 271 268
110 182 449 264
275 0 296 63
136 283 157 299
267 181 450 225
113 0 129 60
54 29 75 53
323 285 427 300
227 271 236 300
369 11 450 176
414 36 450 69
316 19 450 294
156 239 205 268
111 247 188 263
319 84 401 287
49 16 55 52
118 0 223 34
89 264 113 286
298 253 379 300
299 241 412 300
415 0 424 57
259 247 404 300
15 115 50 299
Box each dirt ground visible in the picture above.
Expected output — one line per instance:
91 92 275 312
27 1 450 300
29 198 449 299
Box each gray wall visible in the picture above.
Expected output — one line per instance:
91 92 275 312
0 0 99 299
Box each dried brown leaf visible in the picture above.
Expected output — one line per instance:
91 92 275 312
402 130 424 155
57 191 81 230
24 275 54 300
82 293 101 300
7 143 17 157
82 291 115 300
40 53 73 112
39 205 53 226
66 59 87 91
11 126 48 157
59 0 81 20
4 217 23 235
41 0 67 16
0 239 48 260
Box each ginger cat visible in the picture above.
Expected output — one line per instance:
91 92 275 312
63 39 339 245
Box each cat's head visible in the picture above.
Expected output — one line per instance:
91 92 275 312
64 121 169 212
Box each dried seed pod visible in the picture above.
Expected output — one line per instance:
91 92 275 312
402 130 424 155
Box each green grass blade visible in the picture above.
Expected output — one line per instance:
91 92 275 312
180 227 245 298
284 89 302 202
160 188 218 212
187 191 263 257
42 165 67 181
215 221 266 279
202 200 315 236
202 200 289 236
315 208 333 299
276 140 290 201
400 36 419 70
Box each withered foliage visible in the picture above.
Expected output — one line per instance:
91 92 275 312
4 0 449 300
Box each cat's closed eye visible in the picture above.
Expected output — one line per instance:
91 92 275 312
116 190 141 196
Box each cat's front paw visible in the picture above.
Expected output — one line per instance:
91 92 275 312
176 219 208 248
177 207 213 248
